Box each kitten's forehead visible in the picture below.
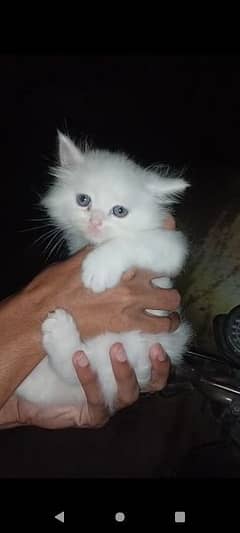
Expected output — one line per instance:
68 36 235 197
70 157 148 207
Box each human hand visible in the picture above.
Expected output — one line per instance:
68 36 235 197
0 213 178 418
0 343 170 429
23 214 180 338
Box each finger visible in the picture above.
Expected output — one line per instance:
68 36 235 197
68 245 93 266
131 268 168 285
136 311 180 334
73 351 106 410
124 269 181 309
122 268 138 282
168 312 180 332
110 343 139 408
149 344 170 389
139 287 181 312
162 214 176 231
28 404 85 430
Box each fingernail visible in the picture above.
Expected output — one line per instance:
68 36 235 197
115 345 127 362
74 351 89 368
151 344 167 362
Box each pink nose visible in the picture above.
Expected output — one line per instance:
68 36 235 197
90 218 103 227
89 210 104 228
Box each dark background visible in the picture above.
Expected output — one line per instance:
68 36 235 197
1 54 240 321
1 55 240 480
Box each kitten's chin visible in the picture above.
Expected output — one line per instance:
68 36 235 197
83 225 121 245
84 229 107 245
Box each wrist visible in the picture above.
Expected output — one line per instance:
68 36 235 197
0 290 44 407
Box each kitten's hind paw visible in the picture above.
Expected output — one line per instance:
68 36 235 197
42 309 79 355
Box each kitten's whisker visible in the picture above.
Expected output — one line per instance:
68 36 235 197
19 223 55 233
45 234 65 262
32 228 61 247
42 229 64 256
42 232 60 251
53 235 65 258
28 217 53 222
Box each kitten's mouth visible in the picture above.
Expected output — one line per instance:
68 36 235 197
86 224 104 238
87 224 102 235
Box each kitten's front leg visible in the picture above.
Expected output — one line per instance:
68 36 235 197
81 230 188 293
82 242 128 292
42 309 83 385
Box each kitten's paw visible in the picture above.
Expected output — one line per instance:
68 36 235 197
42 309 82 385
42 309 78 354
82 250 122 292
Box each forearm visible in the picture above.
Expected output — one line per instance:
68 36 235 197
0 291 45 408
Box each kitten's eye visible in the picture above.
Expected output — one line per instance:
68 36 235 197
76 194 91 207
112 205 128 218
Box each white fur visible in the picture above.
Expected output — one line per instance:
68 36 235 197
16 133 192 411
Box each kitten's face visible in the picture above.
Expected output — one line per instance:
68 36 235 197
42 133 189 251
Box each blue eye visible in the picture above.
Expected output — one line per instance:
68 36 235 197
76 194 91 207
112 205 128 218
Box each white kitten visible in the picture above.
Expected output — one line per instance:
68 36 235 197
16 133 192 411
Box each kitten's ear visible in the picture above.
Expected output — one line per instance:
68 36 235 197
147 176 190 204
57 131 84 167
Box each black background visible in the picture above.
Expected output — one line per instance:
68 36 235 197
1 54 240 488
1 54 240 308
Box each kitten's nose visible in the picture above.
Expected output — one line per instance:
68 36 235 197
90 210 104 227
91 220 102 228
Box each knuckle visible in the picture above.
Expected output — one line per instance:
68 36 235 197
151 316 171 333
132 388 140 403
88 410 109 428
121 386 139 407
169 312 180 332
120 285 134 304
92 416 109 428
165 317 172 332
170 289 181 309
81 371 97 387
